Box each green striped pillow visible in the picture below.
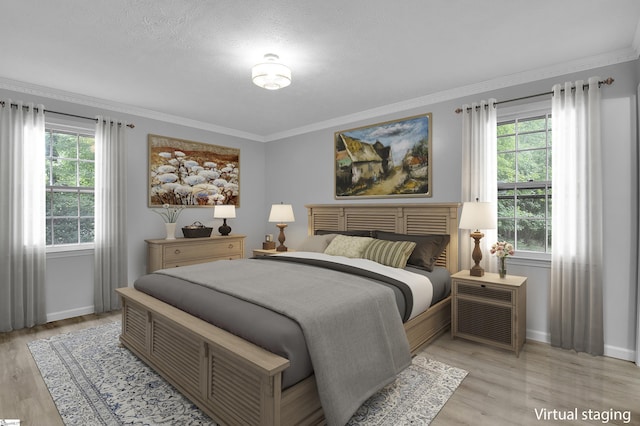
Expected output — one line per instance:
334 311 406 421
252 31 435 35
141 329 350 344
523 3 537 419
362 239 417 268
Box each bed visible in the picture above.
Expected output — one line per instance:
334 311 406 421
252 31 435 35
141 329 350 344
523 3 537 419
116 203 459 426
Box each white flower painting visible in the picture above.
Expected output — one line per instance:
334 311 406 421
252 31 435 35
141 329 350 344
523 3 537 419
148 134 240 207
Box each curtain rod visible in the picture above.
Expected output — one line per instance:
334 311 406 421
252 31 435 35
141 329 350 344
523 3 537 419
0 101 135 128
454 77 614 114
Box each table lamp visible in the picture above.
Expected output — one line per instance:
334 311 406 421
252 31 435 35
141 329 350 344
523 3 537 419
459 199 496 277
214 205 236 236
268 203 295 251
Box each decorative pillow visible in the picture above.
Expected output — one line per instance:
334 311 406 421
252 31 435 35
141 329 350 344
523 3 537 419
375 231 450 271
298 234 338 252
362 239 417 269
323 235 374 258
315 229 375 237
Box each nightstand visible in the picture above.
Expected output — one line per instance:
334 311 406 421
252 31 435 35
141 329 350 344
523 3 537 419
252 248 295 257
451 270 527 356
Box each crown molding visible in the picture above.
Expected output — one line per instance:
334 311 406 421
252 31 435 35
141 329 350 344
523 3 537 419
1 46 637 144
264 47 639 142
0 77 265 142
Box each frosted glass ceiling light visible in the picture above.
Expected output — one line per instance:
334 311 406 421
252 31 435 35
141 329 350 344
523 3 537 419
252 53 291 90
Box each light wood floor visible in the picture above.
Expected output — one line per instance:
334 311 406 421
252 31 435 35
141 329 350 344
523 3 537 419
428 336 640 425
0 312 120 426
1 314 639 426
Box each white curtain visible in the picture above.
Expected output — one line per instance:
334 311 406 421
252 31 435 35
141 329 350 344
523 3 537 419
461 99 498 272
636 83 640 367
0 99 47 331
94 117 128 313
550 77 604 355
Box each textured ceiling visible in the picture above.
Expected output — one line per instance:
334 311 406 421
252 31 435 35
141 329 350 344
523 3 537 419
0 0 639 141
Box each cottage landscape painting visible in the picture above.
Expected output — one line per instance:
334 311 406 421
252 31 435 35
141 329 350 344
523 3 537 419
334 113 432 198
148 134 240 207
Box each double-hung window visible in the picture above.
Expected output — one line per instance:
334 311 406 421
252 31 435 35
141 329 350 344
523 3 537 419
45 124 95 247
497 108 552 254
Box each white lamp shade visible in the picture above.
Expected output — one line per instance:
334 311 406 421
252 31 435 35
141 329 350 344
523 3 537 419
459 201 496 230
214 205 236 219
252 54 291 90
269 204 295 223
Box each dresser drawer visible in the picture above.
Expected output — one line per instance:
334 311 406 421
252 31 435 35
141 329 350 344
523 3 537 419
164 240 242 262
164 253 242 269
456 282 513 303
146 235 246 273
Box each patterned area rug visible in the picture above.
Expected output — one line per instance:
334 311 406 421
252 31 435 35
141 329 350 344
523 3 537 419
28 322 467 425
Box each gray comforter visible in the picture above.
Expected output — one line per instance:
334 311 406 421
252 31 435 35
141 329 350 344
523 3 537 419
155 256 412 426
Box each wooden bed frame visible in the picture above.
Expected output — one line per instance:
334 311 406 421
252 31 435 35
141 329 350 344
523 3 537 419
116 203 459 426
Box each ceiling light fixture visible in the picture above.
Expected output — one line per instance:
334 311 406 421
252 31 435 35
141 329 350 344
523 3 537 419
251 53 291 90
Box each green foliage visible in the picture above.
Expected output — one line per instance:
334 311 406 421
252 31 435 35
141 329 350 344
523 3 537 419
497 121 514 136
497 114 552 253
517 150 548 182
497 135 515 151
46 129 95 246
411 138 429 161
497 152 515 182
517 117 546 132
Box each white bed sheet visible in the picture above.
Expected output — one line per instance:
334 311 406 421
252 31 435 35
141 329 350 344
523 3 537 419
275 251 433 320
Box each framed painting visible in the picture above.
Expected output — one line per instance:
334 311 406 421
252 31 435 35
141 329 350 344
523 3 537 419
334 113 432 199
148 134 240 207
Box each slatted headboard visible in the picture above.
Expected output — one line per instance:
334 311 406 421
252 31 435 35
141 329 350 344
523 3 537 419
305 203 460 273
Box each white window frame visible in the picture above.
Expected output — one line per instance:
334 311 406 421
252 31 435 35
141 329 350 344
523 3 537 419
497 100 552 262
45 119 95 254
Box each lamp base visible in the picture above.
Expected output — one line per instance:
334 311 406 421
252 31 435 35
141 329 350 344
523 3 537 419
469 230 485 277
470 265 485 277
218 219 231 236
275 223 288 251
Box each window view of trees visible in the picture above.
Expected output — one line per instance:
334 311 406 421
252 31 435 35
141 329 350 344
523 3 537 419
497 114 552 253
45 128 95 246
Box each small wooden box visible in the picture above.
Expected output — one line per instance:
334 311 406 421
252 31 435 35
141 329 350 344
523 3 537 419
262 241 276 250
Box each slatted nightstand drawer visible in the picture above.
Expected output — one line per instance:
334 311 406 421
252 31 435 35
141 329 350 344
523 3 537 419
456 283 513 303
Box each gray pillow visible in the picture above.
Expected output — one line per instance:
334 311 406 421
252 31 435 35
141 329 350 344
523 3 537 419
375 231 449 272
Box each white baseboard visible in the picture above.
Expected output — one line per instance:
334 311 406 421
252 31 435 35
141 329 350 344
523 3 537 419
526 329 550 344
46 305 95 323
604 345 636 362
527 328 636 362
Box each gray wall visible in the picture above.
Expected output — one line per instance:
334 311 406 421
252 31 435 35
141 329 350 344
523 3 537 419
264 60 639 360
1 58 637 360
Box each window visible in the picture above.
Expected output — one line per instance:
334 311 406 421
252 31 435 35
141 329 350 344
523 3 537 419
45 125 95 246
497 112 552 253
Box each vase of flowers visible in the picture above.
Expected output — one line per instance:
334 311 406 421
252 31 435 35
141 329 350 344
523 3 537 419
152 204 185 240
490 241 514 278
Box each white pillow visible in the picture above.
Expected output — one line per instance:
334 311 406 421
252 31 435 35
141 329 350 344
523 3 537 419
298 234 338 252
323 235 374 258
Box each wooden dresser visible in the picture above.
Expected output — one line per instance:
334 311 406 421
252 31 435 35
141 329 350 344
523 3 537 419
145 234 245 273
